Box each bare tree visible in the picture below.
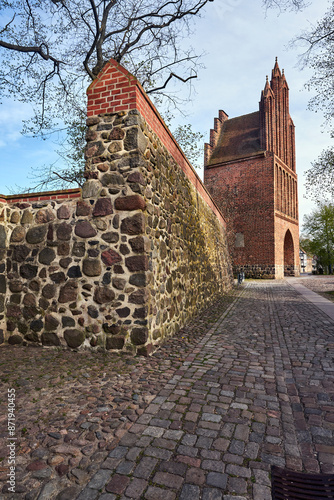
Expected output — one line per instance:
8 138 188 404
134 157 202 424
305 146 334 204
263 0 307 11
0 0 215 137
0 0 308 192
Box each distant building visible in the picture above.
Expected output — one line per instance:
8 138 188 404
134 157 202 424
299 248 315 274
204 59 299 279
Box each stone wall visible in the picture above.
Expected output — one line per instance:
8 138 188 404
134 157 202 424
0 59 233 353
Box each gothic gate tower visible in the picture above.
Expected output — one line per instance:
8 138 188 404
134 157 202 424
204 59 299 278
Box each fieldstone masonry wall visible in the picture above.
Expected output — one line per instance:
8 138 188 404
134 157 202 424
0 59 233 353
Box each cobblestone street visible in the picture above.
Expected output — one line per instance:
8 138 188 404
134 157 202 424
1 279 334 499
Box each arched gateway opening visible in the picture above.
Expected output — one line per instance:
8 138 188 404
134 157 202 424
284 229 295 276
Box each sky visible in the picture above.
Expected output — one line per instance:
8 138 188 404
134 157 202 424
0 0 332 228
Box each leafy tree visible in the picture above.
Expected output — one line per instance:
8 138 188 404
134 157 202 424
294 2 334 201
173 123 204 168
303 203 334 273
304 146 334 203
296 2 334 131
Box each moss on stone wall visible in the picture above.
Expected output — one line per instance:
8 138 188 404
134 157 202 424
0 109 232 353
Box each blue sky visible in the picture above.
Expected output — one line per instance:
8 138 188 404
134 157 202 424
0 0 331 226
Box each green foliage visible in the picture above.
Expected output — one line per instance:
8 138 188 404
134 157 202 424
305 146 334 203
302 203 334 273
173 123 204 168
294 3 334 198
299 2 334 131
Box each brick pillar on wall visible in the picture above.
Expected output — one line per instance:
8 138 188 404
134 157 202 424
0 58 232 352
85 58 232 353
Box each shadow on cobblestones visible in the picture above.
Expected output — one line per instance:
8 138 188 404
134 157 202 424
0 287 241 499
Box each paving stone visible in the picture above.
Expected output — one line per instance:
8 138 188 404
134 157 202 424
220 423 235 438
124 477 148 498
125 447 142 462
159 460 188 475
177 455 201 467
76 487 99 500
182 434 198 446
252 483 272 500
227 476 247 494
196 436 213 449
223 496 247 500
133 456 158 479
116 460 136 475
56 486 81 500
108 446 128 459
163 429 184 440
152 471 184 489
213 438 229 451
234 424 250 441
202 413 222 423
201 449 221 460
244 442 259 459
87 469 111 489
149 418 171 428
134 436 152 448
206 472 228 489
253 469 271 486
228 439 245 455
142 426 165 438
185 467 206 485
179 484 201 500
105 474 130 495
119 434 139 447
144 486 176 500
144 446 173 460
224 452 244 465
197 428 218 439
201 460 225 473
225 464 251 478
202 487 223 499
177 444 199 458
152 437 177 450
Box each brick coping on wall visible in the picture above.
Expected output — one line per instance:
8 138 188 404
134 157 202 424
87 58 227 229
0 188 82 204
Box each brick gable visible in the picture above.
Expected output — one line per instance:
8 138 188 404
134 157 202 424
204 59 299 278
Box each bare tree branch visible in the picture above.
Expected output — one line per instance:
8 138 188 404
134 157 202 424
0 14 16 35
147 71 197 93
0 39 64 65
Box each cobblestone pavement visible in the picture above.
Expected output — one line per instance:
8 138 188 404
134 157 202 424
0 292 238 499
1 280 334 500
298 275 334 302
